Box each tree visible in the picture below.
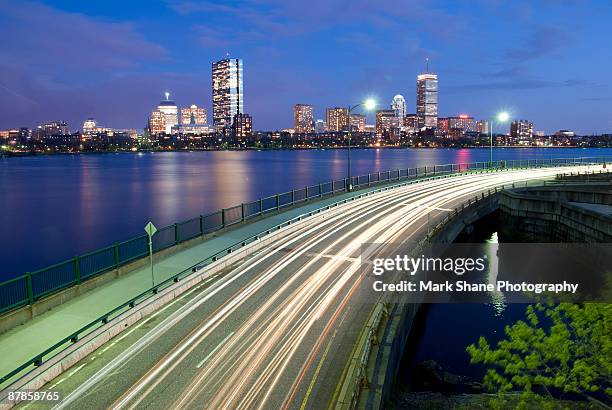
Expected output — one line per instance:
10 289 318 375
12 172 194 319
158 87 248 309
466 303 612 409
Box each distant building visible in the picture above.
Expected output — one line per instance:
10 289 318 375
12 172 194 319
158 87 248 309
437 117 449 133
416 73 438 129
555 130 575 137
149 110 166 135
212 58 244 133
294 104 314 133
232 113 252 138
376 109 396 136
476 120 489 135
314 119 326 134
448 115 476 132
403 114 419 133
157 92 179 134
391 95 406 120
37 121 69 136
510 120 534 144
350 114 366 132
82 118 97 134
181 104 207 126
326 107 349 132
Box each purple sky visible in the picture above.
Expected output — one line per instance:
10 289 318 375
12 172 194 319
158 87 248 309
1 0 611 134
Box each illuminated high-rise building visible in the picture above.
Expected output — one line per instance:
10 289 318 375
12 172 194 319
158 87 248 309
376 109 397 136
437 117 449 133
391 95 406 120
403 114 419 133
294 104 314 133
212 58 244 132
149 110 166 135
476 120 489 135
350 114 366 132
325 107 349 132
416 73 438 129
314 119 326 134
448 115 476 132
232 113 252 138
181 104 207 126
510 120 533 144
157 92 178 134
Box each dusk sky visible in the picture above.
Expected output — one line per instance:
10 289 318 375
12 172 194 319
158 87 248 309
1 0 611 134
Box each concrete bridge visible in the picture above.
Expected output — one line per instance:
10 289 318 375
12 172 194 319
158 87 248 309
0 161 608 409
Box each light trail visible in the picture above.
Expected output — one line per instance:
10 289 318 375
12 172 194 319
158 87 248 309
51 165 600 410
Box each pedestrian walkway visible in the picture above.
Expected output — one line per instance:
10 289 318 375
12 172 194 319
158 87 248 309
0 179 407 384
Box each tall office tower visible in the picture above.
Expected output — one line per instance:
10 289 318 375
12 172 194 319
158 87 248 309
181 104 207 125
212 58 244 133
416 73 438 129
157 92 178 134
376 109 397 136
391 95 406 120
326 107 349 132
314 119 326 134
476 120 489 135
294 104 314 133
232 113 252 138
350 114 366 132
448 115 476 132
149 110 166 135
510 120 533 144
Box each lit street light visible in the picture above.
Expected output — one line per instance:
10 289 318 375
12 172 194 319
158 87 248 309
489 111 510 167
347 98 376 191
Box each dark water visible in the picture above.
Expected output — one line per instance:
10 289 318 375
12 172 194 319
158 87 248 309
400 226 527 385
1 147 610 281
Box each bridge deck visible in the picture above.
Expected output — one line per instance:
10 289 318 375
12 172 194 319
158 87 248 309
0 179 406 385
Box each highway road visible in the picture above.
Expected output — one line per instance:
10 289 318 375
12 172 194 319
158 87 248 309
19 166 597 410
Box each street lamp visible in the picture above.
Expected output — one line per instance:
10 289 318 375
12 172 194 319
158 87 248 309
489 111 510 167
347 98 376 191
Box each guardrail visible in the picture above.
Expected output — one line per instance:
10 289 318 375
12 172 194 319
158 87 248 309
1 156 609 316
0 165 504 388
332 167 612 409
0 157 609 390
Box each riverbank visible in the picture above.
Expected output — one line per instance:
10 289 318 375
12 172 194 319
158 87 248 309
2 144 612 157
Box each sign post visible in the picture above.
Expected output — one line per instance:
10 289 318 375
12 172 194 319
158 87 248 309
144 222 157 288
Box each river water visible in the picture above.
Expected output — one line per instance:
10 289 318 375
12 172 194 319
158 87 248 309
1 147 610 280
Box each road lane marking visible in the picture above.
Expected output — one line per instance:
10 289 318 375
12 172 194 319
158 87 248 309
299 309 348 410
303 252 359 263
196 332 235 369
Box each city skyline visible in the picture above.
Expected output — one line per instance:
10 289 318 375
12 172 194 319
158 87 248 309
1 1 611 134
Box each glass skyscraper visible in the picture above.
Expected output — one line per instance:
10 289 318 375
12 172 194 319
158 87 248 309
212 58 244 133
416 73 438 129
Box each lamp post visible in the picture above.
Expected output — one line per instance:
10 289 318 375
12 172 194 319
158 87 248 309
489 111 509 168
346 98 376 191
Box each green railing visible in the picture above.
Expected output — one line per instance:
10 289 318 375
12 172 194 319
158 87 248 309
0 156 609 316
0 156 609 389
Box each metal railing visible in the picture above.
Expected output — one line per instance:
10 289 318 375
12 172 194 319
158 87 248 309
0 156 609 390
0 167 486 388
0 156 609 316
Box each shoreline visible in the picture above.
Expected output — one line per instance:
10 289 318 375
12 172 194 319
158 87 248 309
2 145 610 158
